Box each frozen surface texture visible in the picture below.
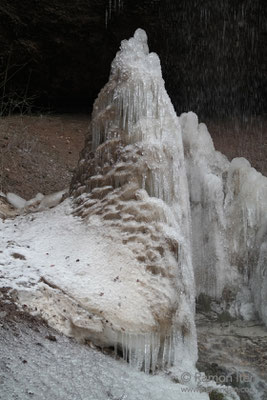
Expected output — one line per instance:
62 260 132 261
70 28 196 374
181 112 267 325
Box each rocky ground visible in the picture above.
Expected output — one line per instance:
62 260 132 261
196 311 267 400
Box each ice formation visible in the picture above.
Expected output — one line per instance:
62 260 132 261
71 28 197 374
5 189 67 212
181 112 267 325
6 192 27 209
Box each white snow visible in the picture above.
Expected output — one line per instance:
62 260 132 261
24 192 45 207
0 197 195 370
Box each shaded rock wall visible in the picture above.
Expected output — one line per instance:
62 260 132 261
0 0 266 117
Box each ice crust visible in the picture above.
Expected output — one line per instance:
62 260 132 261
71 28 197 374
181 112 267 324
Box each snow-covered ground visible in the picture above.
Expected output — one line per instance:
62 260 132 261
0 198 241 400
1 311 209 400
1 199 169 337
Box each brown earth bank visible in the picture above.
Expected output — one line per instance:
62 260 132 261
0 114 87 200
0 114 266 201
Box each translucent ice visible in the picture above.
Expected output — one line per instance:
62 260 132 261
181 112 267 325
6 192 27 209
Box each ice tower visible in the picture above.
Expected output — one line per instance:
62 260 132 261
181 112 267 325
71 29 197 373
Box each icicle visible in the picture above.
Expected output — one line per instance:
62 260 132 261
113 331 164 373
151 332 160 373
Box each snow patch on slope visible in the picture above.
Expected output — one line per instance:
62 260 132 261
0 200 239 399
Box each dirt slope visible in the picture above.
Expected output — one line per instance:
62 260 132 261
0 114 87 200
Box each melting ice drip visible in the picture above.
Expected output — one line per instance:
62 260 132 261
115 331 175 374
71 29 197 373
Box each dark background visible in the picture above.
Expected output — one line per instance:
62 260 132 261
0 0 266 118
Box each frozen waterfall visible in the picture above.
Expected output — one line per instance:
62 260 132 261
1 26 266 400
71 28 197 374
70 26 267 377
181 112 267 325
